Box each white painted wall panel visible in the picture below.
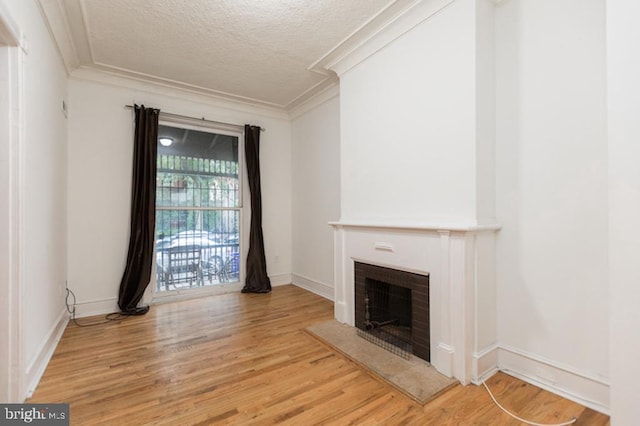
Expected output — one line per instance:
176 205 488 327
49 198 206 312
607 0 640 422
291 94 341 297
2 0 68 398
495 0 608 385
339 0 478 223
475 0 496 224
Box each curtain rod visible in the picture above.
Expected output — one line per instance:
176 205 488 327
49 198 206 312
124 105 265 132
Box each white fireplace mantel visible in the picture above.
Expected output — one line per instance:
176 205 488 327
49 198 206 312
330 220 501 385
329 220 502 232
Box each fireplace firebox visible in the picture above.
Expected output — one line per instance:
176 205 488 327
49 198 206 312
354 262 430 362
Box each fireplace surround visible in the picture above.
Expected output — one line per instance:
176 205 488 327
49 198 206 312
331 221 500 385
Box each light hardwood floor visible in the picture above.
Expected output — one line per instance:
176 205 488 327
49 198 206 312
30 285 609 425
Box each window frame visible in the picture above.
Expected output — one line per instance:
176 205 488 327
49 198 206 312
148 118 248 303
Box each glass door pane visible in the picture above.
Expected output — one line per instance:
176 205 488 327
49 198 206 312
155 124 241 292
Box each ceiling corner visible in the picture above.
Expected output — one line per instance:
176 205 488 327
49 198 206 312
62 0 93 64
287 78 340 120
310 0 454 77
0 0 22 47
37 0 80 72
309 0 419 76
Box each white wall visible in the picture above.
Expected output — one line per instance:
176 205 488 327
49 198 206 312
607 1 640 423
475 0 496 225
0 6 20 403
291 93 341 299
67 74 292 315
0 0 68 399
339 0 479 224
495 0 608 409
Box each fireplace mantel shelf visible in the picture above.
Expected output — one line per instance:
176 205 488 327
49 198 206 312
329 220 502 233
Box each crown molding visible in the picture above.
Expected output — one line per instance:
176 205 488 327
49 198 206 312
35 0 333 113
37 0 79 73
70 67 291 121
309 0 419 74
77 62 345 118
288 82 340 120
39 0 489 116
313 0 454 77
286 73 338 111
38 0 423 112
63 0 93 64
0 0 22 47
86 62 287 109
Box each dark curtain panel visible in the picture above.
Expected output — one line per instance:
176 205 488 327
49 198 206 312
242 125 271 293
117 105 160 314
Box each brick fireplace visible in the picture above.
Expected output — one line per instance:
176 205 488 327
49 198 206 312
330 221 500 385
354 261 430 362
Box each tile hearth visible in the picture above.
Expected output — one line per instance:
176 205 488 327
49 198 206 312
305 320 457 404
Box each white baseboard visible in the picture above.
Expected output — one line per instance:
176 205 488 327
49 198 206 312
24 308 69 399
334 301 350 325
74 297 119 318
472 343 500 384
435 342 454 378
269 273 292 287
291 273 334 301
498 345 610 415
78 274 290 317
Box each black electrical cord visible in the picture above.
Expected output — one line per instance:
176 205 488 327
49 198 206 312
65 288 127 327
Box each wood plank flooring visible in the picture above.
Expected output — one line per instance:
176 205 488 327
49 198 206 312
29 285 609 425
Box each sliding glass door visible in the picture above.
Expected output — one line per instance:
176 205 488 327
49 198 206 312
154 124 242 293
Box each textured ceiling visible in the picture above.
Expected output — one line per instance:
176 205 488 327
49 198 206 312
58 0 393 108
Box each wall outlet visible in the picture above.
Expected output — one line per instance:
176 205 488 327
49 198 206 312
274 255 279 264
